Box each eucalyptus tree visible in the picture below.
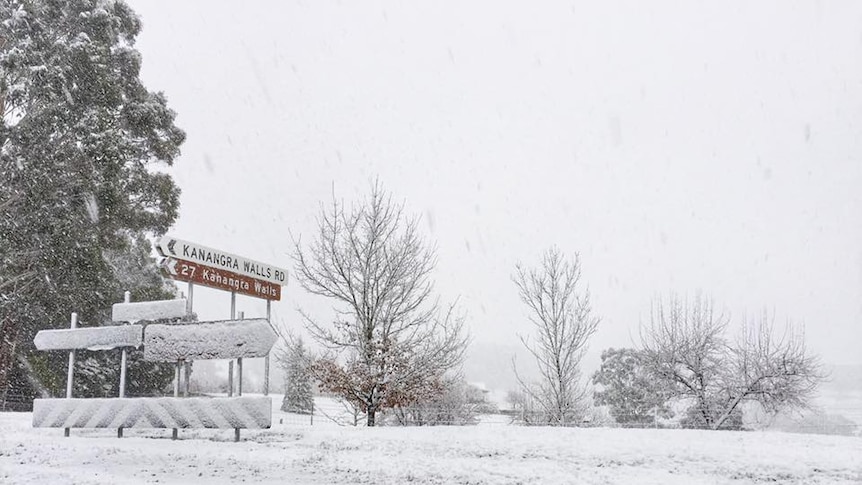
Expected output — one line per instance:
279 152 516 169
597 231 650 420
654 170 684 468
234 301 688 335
1 0 184 401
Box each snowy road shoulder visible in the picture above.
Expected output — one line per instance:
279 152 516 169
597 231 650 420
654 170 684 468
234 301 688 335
1 411 860 484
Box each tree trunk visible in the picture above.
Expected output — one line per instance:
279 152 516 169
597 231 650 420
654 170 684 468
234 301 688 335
712 394 745 430
367 408 376 426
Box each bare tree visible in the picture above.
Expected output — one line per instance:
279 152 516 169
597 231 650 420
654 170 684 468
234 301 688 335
639 294 728 428
721 313 823 424
293 182 467 426
640 294 824 430
513 247 599 425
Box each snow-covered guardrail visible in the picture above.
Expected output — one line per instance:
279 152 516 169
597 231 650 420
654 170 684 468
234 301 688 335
32 397 271 429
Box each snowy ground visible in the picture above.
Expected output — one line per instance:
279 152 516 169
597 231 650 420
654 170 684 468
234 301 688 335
1 405 860 484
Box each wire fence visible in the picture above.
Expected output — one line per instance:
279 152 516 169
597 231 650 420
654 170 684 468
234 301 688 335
270 397 862 436
0 392 30 412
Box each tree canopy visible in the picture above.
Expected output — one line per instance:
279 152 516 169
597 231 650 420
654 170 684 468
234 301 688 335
639 294 823 430
592 347 673 426
1 0 185 402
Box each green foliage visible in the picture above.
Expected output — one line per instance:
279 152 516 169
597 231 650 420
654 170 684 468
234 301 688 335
592 348 673 426
0 0 184 401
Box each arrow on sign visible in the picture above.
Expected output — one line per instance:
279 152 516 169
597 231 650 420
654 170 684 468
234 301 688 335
34 325 143 351
167 238 177 256
144 318 277 361
161 257 178 276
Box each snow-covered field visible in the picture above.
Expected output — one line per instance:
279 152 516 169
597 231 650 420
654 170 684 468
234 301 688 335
1 407 860 484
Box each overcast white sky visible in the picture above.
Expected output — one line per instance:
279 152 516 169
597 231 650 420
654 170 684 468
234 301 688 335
129 1 862 384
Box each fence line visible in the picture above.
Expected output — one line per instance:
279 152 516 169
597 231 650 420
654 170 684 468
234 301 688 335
0 393 29 412
270 398 862 436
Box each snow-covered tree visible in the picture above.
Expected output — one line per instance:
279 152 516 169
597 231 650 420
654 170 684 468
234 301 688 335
277 334 314 414
513 247 599 425
591 348 673 427
0 0 184 402
293 182 468 426
639 294 824 430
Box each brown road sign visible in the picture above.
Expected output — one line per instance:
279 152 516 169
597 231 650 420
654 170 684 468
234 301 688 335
160 257 281 301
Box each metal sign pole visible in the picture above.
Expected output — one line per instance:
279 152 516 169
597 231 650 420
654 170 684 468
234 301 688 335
173 282 194 441
119 348 128 398
237 358 243 394
229 292 236 397
264 300 271 396
172 361 179 440
64 312 77 438
118 291 131 439
237 311 244 395
182 360 189 397
228 361 234 397
235 310 243 442
187 282 194 316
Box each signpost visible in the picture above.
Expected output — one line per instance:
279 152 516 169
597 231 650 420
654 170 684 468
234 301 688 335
111 298 187 323
157 236 288 286
34 325 143 351
160 257 281 301
156 236 287 440
33 236 287 441
143 318 277 362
